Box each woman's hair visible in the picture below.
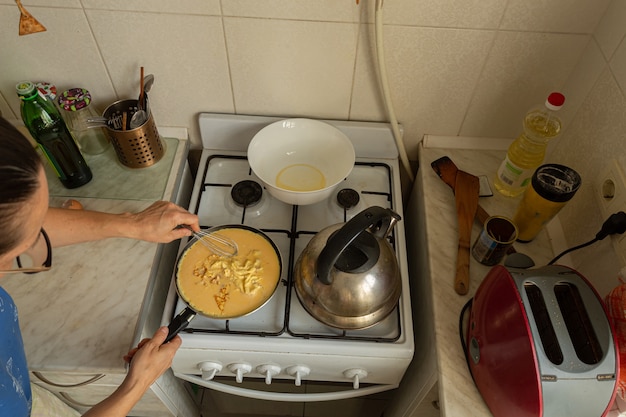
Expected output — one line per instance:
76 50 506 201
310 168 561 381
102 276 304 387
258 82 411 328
0 116 43 255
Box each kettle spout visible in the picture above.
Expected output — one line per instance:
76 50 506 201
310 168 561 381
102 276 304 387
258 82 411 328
383 211 401 238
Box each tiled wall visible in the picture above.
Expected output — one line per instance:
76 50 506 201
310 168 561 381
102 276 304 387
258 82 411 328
551 0 626 295
1 0 624 287
0 0 609 159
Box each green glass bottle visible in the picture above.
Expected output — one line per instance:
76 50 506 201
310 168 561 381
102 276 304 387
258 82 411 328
16 81 92 189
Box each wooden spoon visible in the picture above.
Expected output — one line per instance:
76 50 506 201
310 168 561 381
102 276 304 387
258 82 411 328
15 0 46 36
431 156 517 255
453 171 479 295
431 156 490 224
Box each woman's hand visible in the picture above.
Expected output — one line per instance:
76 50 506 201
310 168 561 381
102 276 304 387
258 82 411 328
123 327 181 389
127 201 199 243
82 327 181 417
123 338 149 364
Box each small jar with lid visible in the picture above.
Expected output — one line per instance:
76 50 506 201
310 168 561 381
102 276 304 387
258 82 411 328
58 88 110 155
35 81 62 115
35 81 58 102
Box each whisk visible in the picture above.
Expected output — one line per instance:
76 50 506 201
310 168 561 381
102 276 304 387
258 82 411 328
180 225 238 257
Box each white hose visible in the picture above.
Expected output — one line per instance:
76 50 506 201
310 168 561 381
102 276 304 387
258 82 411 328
374 0 415 182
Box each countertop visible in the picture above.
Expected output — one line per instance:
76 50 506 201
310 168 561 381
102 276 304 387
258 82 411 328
1 129 189 374
417 137 566 417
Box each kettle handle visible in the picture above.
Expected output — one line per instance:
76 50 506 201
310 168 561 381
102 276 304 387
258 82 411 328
316 206 401 285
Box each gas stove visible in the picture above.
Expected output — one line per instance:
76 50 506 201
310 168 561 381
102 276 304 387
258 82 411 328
162 113 414 401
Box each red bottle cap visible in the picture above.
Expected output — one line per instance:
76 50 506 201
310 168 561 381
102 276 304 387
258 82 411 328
546 92 565 111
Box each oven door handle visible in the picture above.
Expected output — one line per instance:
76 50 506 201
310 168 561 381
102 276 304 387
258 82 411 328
173 372 397 402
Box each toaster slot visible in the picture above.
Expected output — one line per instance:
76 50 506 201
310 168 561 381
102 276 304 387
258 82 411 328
554 283 603 365
524 283 563 365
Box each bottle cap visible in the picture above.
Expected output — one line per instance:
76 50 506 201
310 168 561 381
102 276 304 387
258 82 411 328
15 81 35 96
545 92 565 111
58 88 92 112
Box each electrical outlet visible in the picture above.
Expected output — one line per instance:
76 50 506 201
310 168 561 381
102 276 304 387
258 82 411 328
595 159 626 265
596 160 626 218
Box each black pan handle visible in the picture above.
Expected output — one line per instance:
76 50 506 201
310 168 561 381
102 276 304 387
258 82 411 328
164 307 196 344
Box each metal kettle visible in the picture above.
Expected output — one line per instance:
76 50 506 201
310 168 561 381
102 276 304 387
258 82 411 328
294 206 402 329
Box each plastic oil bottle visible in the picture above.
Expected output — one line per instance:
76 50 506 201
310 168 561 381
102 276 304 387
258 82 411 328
494 92 565 197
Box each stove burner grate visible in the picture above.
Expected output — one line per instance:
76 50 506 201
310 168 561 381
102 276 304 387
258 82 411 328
180 156 402 342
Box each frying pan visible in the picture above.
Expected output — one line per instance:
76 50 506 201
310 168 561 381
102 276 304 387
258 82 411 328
164 225 282 343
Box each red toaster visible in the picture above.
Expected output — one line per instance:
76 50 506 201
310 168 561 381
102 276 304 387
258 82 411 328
465 264 619 417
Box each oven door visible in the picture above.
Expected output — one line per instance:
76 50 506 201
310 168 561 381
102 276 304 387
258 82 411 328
162 270 411 402
172 372 398 402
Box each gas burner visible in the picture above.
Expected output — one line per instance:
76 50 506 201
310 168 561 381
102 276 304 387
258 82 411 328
225 179 270 219
328 187 366 221
336 188 360 209
231 180 263 207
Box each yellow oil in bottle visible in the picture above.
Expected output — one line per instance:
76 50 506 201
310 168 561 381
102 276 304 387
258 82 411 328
276 164 326 191
494 98 563 197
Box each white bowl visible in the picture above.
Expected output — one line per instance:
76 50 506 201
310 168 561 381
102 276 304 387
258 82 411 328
248 119 355 205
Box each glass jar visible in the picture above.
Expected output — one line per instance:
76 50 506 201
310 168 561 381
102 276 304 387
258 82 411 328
58 88 110 155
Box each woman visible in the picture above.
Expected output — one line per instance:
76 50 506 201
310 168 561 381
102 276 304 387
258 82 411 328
0 116 199 416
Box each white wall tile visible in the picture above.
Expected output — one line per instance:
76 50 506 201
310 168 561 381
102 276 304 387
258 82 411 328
222 0 361 22
351 25 496 160
381 0 507 28
81 0 221 14
549 68 626 293
349 23 386 122
610 37 626 95
0 6 114 118
224 17 358 120
460 31 589 140
0 0 80 7
558 38 607 149
501 0 609 33
86 10 234 147
593 0 626 60
0 0 618 159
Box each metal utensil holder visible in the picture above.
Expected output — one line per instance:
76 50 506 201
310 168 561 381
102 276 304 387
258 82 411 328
102 99 164 168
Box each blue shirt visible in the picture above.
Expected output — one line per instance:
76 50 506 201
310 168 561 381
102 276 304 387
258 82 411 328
0 286 31 416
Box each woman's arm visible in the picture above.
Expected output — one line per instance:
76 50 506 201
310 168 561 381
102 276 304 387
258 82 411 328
43 201 199 247
82 327 182 417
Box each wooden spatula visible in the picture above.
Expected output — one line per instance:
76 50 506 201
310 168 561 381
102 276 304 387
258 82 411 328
15 0 46 36
431 156 517 255
453 171 479 295
431 156 490 225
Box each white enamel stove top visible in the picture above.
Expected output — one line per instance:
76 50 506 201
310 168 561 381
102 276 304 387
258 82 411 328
162 114 414 401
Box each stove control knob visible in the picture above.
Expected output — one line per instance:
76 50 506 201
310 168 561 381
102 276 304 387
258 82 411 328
256 364 281 385
343 368 368 389
198 361 223 381
228 363 252 383
286 365 310 387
